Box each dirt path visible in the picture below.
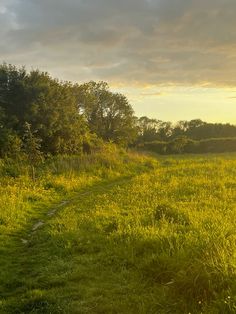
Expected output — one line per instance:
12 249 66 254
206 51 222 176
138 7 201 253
1 175 135 313
20 176 133 245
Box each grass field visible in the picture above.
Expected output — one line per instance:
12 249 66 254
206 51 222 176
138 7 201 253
0 151 236 313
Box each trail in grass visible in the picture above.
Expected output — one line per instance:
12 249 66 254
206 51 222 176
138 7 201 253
20 176 133 244
0 175 134 313
3 155 236 313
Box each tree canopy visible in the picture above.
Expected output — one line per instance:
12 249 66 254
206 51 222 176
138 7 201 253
1 63 236 157
77 81 137 145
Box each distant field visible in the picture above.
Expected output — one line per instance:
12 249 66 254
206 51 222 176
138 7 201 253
1 153 236 313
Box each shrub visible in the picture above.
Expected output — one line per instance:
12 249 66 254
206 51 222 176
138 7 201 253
139 137 236 154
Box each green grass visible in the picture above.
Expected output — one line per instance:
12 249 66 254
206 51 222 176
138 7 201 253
1 152 236 313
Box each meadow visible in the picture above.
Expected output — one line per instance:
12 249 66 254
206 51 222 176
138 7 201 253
0 149 236 313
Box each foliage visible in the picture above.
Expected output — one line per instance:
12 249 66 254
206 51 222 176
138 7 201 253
23 122 43 164
77 81 138 145
1 63 236 157
137 116 236 144
194 138 236 153
0 128 22 158
139 137 236 154
0 64 91 155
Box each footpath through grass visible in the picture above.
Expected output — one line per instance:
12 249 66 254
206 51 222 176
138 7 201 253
0 145 156 313
1 152 236 313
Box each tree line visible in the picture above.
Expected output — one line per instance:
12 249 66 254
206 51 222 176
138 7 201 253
1 63 236 158
136 117 236 142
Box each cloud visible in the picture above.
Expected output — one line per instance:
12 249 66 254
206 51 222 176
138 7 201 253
1 0 236 86
140 91 165 97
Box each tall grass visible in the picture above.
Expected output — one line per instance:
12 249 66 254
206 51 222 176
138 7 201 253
0 143 155 244
1 152 236 313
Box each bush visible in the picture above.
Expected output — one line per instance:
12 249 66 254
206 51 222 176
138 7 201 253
139 137 236 154
137 141 167 154
195 138 236 153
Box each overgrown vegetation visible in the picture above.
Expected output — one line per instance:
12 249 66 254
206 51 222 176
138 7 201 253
1 153 236 313
0 144 153 236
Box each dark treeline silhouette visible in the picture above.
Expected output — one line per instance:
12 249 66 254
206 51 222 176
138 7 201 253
1 63 236 157
136 116 236 154
136 117 236 142
138 138 236 154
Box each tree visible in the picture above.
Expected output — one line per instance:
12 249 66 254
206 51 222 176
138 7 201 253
0 63 27 129
157 121 173 141
169 136 190 154
0 64 90 155
23 122 43 180
24 70 90 154
0 106 22 158
0 128 22 159
137 116 162 143
77 81 137 145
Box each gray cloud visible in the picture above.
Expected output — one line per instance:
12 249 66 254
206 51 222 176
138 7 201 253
1 0 236 86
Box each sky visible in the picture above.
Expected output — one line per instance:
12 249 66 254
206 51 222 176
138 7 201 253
0 0 236 123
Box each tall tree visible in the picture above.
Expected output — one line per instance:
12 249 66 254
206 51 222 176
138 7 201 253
77 81 137 145
137 116 162 142
0 64 90 154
